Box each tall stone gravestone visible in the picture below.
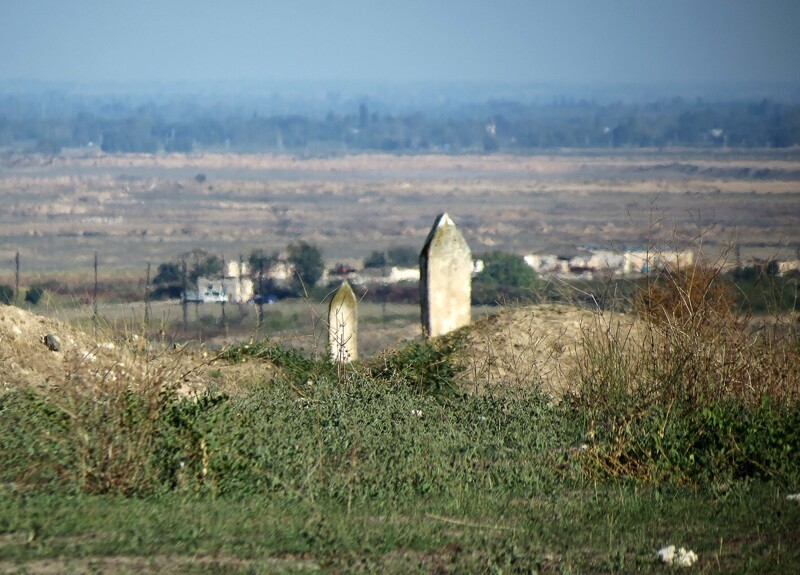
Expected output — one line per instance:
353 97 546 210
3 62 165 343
329 281 358 363
419 213 472 337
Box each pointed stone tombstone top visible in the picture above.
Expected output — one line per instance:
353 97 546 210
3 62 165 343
419 213 472 338
329 280 358 363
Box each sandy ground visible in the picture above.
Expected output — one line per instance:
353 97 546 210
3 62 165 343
453 303 639 396
0 303 277 397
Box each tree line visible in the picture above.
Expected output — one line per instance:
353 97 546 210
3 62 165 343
2 97 799 154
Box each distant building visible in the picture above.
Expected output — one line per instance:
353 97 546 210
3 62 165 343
521 249 696 277
190 260 254 303
779 261 800 275
387 266 420 283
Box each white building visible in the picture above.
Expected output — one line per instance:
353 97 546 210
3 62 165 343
194 260 254 303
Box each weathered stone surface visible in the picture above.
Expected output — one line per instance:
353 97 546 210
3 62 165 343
419 213 472 337
43 333 61 352
328 281 358 363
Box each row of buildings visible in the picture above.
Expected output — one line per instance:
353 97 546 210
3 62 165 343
182 249 799 304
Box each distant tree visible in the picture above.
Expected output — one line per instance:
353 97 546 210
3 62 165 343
476 252 538 287
248 248 281 298
153 262 182 286
287 241 324 291
248 248 279 275
0 284 14 305
764 259 780 277
25 284 46 305
363 250 387 269
386 246 418 267
193 254 223 281
731 260 780 283
151 262 184 299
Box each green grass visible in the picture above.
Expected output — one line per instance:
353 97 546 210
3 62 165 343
1 364 799 572
0 482 798 573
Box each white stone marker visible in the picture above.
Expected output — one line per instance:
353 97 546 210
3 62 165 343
419 212 472 337
329 281 358 363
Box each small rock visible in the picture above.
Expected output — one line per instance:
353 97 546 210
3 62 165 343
657 545 698 567
43 333 61 352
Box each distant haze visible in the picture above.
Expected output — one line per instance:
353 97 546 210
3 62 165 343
2 0 799 91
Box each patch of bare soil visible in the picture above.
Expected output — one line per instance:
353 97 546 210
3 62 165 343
454 303 638 396
0 303 277 397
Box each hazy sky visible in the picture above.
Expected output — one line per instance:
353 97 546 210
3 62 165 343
2 0 799 86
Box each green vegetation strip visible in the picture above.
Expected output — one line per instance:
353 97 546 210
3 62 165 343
0 485 798 573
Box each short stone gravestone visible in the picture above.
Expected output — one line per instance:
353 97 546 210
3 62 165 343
329 281 358 363
419 213 472 337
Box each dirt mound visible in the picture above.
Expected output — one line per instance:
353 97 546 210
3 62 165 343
1 304 112 391
2 302 636 398
455 303 638 396
0 304 275 396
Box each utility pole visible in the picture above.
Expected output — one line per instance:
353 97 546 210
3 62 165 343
14 251 19 305
181 257 189 330
258 258 265 335
144 262 152 327
220 254 227 325
93 251 99 326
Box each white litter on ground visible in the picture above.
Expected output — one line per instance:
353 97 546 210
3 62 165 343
787 493 800 502
657 545 698 567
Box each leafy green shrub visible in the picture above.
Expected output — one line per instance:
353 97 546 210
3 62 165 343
155 376 570 501
0 391 73 489
731 273 799 314
0 387 169 495
0 337 577 501
220 341 328 387
363 250 387 269
369 337 463 396
472 252 543 305
573 394 800 485
288 241 325 291
572 261 800 484
475 251 538 287
731 260 779 282
0 284 14 304
363 246 418 269
24 284 46 305
386 246 418 267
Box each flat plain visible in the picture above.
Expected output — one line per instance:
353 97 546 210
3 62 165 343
1 150 799 281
